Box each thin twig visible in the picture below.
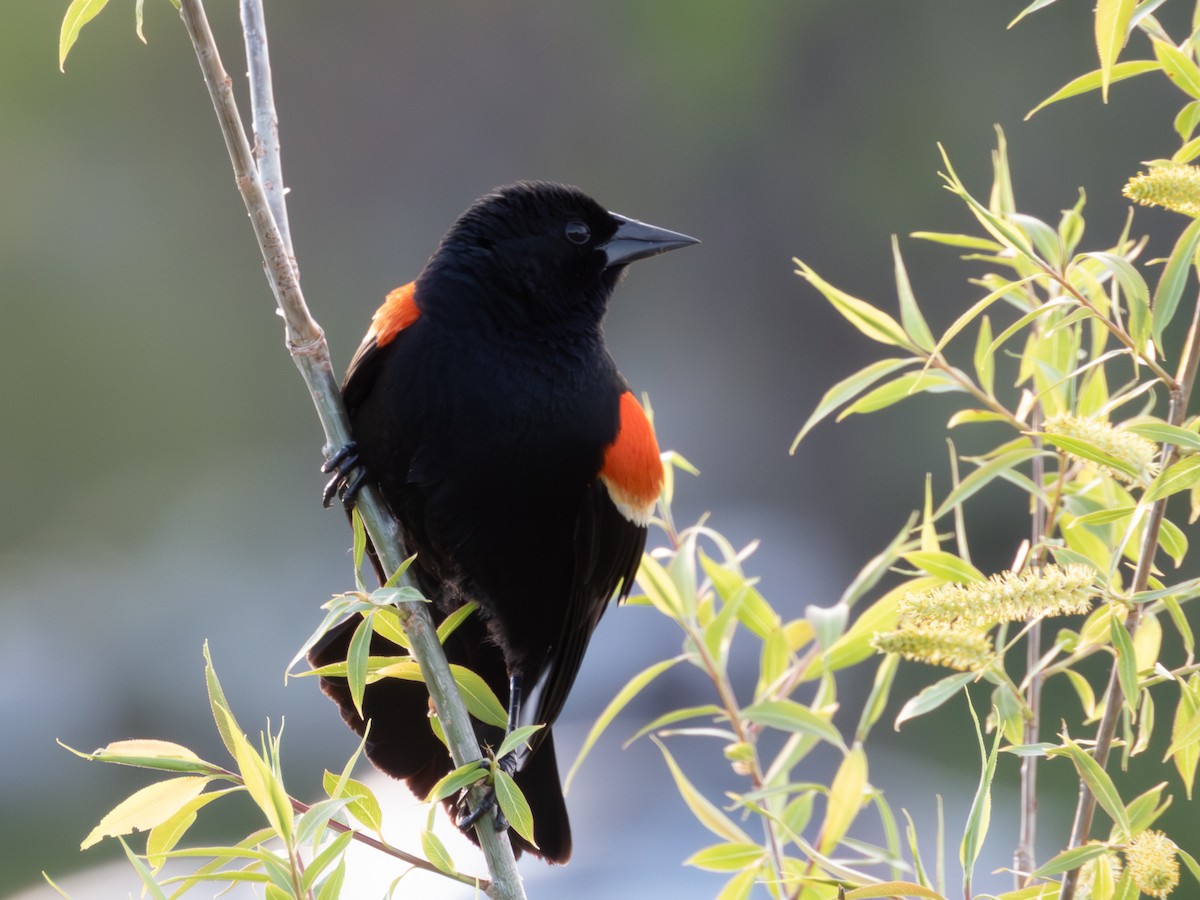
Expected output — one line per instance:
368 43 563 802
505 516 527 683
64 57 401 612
175 2 526 896
1059 291 1200 900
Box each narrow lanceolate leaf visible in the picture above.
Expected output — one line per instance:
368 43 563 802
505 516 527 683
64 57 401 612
844 882 948 900
960 700 1001 879
1146 455 1200 502
818 744 868 854
494 770 536 847
1052 734 1132 839
740 699 844 748
321 771 383 833
420 829 456 875
203 642 238 759
684 842 766 872
794 258 912 348
651 737 752 844
974 315 995 397
66 739 218 775
81 776 212 850
835 369 962 419
1095 0 1138 101
892 236 936 351
1110 613 1140 716
1032 843 1112 878
895 672 976 729
1154 218 1200 347
1127 421 1200 452
118 837 169 900
791 358 917 451
424 761 489 804
347 613 373 719
1041 434 1141 483
1026 59 1159 118
1153 39 1200 101
449 664 508 728
901 551 986 585
934 447 1044 519
564 656 685 792
59 0 112 71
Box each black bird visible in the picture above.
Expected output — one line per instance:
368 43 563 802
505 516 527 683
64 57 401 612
312 182 696 862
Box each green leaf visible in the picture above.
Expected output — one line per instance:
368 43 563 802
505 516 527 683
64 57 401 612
1095 0 1138 101
960 699 1001 880
795 258 912 348
1153 39 1200 100
1152 216 1200 346
1042 433 1141 483
1176 100 1200 141
59 0 112 72
928 275 1041 366
844 883 948 900
836 370 963 420
497 724 545 761
301 831 353 893
117 837 169 900
651 736 752 844
892 236 936 351
1051 734 1132 840
895 672 976 729
81 776 212 850
818 744 868 854
901 550 986 584
974 315 995 397
1026 59 1159 119
494 769 536 847
436 600 478 643
684 842 766 872
1008 0 1062 28
740 699 844 748
449 665 508 729
1127 420 1200 451
203 642 238 760
347 613 373 719
1146 455 1200 502
321 771 382 833
1032 842 1111 878
564 656 685 792
1077 251 1151 332
934 448 1044 519
62 739 218 776
1110 613 1140 717
910 231 1003 251
424 762 488 804
1159 515 1188 567
146 787 237 867
791 358 917 451
420 829 456 875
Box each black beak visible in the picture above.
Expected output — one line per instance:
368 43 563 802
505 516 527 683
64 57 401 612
601 213 699 268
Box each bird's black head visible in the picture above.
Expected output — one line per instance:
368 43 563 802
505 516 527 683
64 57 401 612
418 181 696 334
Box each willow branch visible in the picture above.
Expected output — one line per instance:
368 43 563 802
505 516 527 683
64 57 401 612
1059 291 1200 900
175 2 525 896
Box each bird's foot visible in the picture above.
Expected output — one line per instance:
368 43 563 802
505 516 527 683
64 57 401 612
454 757 513 834
321 441 367 509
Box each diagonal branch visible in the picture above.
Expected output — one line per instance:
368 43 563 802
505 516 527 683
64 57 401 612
175 1 526 896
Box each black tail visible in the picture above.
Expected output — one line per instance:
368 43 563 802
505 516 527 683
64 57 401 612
307 612 573 862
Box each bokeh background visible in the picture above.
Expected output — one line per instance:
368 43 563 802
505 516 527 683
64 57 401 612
3 1 1197 897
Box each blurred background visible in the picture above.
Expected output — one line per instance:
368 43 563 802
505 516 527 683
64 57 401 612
3 1 1197 897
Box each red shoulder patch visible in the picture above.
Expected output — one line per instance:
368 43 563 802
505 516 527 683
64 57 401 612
369 282 420 346
599 392 663 525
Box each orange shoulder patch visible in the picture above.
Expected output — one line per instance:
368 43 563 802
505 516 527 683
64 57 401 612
369 282 420 346
599 392 663 526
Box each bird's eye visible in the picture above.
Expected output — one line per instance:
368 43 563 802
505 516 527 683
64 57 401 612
564 221 591 245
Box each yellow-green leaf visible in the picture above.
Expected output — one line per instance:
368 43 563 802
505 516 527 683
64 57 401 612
81 776 211 850
322 771 383 833
59 0 112 72
1154 39 1200 101
494 769 535 847
684 842 766 873
420 829 456 875
1146 455 1200 502
901 550 986 584
652 736 752 844
795 258 912 347
817 744 868 854
1095 0 1137 101
564 656 685 792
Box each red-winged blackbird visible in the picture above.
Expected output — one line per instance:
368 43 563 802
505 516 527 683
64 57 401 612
311 181 696 863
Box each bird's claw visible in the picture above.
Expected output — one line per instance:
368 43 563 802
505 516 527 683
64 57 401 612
321 442 367 509
454 757 513 833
